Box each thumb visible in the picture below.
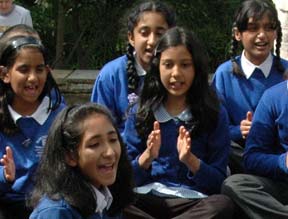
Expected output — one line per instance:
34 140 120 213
153 121 160 131
246 111 253 121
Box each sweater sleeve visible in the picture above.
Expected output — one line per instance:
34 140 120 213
244 88 288 180
189 105 230 194
123 106 151 186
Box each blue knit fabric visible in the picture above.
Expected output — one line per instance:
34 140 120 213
30 196 121 219
123 104 230 195
0 103 65 202
212 56 288 144
90 55 145 133
244 81 288 181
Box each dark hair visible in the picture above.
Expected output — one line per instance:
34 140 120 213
126 0 176 94
0 36 61 135
0 24 40 40
29 103 134 217
230 0 284 75
136 26 220 138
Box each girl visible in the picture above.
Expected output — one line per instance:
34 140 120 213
0 35 64 218
123 27 234 219
212 0 288 174
90 0 176 133
29 103 134 219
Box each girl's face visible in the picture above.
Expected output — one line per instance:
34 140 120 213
3 47 48 115
74 113 121 188
128 11 169 70
234 13 277 65
159 45 195 103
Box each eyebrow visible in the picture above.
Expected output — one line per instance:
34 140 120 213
89 130 118 140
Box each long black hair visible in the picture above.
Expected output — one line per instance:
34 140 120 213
136 26 220 139
230 0 284 75
0 36 61 135
29 103 134 217
126 0 176 94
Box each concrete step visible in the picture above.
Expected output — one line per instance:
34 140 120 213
52 69 99 105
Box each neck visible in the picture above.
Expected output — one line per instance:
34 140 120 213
11 100 40 116
164 96 187 116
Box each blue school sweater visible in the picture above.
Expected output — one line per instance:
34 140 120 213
30 197 121 219
0 102 65 202
212 55 288 145
244 81 288 181
90 55 145 133
123 104 230 195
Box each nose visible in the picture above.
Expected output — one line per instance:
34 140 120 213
171 65 181 77
102 143 115 158
27 71 38 82
147 33 157 47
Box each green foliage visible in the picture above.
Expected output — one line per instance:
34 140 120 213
15 0 242 71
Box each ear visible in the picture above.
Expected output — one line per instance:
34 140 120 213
65 152 78 167
2 67 10 83
128 31 135 47
234 27 242 41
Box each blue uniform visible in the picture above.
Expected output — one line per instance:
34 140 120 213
30 196 121 219
123 104 230 195
244 80 288 180
0 100 65 202
90 55 145 133
212 55 288 144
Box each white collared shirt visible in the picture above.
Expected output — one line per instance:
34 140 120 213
241 51 273 79
153 103 192 123
92 186 113 214
8 96 51 125
134 52 147 77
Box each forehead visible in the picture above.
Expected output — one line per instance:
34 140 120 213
0 0 12 3
136 11 168 29
247 11 275 24
160 45 192 59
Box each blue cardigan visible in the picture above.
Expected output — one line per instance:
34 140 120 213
30 197 121 219
212 55 288 145
244 81 288 181
123 104 230 195
0 103 65 202
90 55 144 133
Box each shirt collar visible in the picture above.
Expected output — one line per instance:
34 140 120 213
241 50 273 79
134 52 147 77
8 96 51 125
92 186 113 213
153 103 192 123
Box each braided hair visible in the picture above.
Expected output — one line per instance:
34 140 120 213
230 0 284 76
126 1 176 94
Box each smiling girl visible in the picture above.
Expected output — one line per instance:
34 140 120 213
123 26 234 219
29 103 134 219
0 35 64 219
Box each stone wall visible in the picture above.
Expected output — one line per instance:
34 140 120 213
53 69 99 105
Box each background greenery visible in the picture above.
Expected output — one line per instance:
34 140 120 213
15 0 242 73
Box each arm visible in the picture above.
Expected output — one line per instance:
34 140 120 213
187 106 230 194
123 106 153 186
244 88 288 180
212 65 243 142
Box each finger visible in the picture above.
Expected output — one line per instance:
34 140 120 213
246 111 253 121
5 147 13 160
153 121 160 131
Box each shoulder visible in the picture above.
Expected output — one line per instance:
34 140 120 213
30 197 82 219
100 55 127 73
13 4 31 15
262 80 287 100
214 58 235 75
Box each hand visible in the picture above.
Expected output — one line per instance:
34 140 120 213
177 126 191 162
139 121 161 169
240 111 253 139
146 121 161 159
177 126 200 173
0 147 15 183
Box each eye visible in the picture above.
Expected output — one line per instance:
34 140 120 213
139 28 150 37
161 61 173 69
247 23 258 32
